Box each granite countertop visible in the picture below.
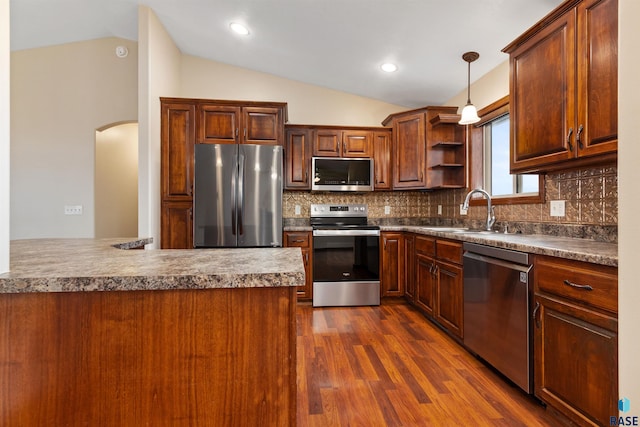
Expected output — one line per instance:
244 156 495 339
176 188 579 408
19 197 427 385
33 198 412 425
0 238 305 294
385 226 618 267
283 224 618 267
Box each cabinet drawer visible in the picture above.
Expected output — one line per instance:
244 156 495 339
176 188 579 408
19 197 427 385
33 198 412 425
415 236 435 256
535 255 617 314
436 240 462 265
284 232 310 248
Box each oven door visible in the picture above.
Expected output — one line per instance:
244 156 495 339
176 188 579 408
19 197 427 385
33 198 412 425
312 228 380 307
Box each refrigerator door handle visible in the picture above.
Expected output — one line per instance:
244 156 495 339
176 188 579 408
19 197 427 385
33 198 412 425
237 151 245 236
231 153 237 236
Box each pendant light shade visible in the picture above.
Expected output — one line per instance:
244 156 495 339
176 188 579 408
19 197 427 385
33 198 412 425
459 51 481 125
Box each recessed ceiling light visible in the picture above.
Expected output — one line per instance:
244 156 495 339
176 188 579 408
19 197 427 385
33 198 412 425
380 63 398 73
229 22 250 36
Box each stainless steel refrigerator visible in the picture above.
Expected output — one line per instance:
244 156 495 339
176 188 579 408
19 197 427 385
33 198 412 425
194 143 283 248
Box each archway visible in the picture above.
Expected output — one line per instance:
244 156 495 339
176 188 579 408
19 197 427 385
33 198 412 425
95 122 138 238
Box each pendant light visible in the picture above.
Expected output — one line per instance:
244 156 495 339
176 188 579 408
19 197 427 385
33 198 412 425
459 51 481 125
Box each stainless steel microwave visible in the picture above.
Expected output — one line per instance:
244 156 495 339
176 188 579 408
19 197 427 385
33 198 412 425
311 157 374 192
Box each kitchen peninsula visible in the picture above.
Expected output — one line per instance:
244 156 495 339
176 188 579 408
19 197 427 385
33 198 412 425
0 238 304 426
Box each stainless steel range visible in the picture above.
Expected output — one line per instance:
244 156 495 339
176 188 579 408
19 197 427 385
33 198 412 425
311 204 380 307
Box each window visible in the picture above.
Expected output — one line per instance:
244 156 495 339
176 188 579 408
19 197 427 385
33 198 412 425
468 96 544 205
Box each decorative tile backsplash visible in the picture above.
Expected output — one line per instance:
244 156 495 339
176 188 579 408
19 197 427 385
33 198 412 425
283 165 617 240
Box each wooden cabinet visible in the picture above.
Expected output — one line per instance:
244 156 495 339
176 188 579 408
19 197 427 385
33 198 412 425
160 201 193 250
283 231 313 300
373 130 392 190
403 234 415 301
284 127 312 190
533 255 618 427
414 235 436 316
312 128 372 158
380 232 404 297
284 125 388 190
504 0 618 173
161 98 288 248
409 235 463 339
382 106 465 190
198 103 286 145
161 101 195 201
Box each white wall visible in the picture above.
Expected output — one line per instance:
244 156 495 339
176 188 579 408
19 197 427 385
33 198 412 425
0 0 10 273
180 55 406 126
10 37 138 239
95 123 138 238
618 0 640 407
138 6 182 248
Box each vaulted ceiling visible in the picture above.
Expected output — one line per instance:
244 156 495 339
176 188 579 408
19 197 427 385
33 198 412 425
10 0 565 107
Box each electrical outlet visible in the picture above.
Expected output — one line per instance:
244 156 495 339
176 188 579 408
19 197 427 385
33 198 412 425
384 205 391 215
460 204 468 215
64 205 83 215
550 200 566 217
294 205 301 215
437 205 442 215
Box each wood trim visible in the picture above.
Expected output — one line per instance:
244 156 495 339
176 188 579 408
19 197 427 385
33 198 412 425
468 95 545 206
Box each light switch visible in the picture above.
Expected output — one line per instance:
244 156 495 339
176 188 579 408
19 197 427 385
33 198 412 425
294 205 301 215
384 205 391 215
437 205 442 215
64 205 83 215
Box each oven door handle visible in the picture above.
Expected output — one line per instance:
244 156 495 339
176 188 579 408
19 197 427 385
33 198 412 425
313 229 380 237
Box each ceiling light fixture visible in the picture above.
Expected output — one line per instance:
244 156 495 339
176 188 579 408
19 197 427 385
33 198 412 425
380 63 398 73
229 22 250 36
459 51 481 125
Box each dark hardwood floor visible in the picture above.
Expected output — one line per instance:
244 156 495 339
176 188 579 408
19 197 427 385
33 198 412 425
296 301 558 426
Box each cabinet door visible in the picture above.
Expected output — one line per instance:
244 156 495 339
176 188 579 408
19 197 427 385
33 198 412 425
373 130 392 190
435 260 463 339
392 113 427 189
198 104 240 144
313 129 341 157
161 201 193 249
161 102 195 200
284 231 313 300
576 0 618 157
534 294 617 427
509 10 576 173
380 233 404 297
284 128 312 190
341 130 372 158
415 254 435 317
404 234 415 301
242 106 283 145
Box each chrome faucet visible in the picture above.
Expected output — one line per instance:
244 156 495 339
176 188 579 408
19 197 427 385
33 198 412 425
463 188 496 231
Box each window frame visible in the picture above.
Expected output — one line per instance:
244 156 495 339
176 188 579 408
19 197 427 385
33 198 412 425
467 95 545 206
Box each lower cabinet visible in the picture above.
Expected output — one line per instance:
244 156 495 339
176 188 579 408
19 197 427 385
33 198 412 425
408 234 463 339
161 201 193 249
283 231 313 300
380 232 404 297
533 255 618 427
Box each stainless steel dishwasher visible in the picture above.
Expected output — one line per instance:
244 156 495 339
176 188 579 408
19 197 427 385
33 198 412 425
463 242 533 393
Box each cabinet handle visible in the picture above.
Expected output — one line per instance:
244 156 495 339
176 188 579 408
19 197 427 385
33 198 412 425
304 253 309 264
235 128 239 137
576 124 584 148
566 127 574 151
343 141 346 153
383 238 387 250
420 171 424 182
292 239 305 243
533 301 541 329
563 279 593 291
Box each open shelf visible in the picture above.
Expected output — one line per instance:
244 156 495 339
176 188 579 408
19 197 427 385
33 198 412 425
432 141 464 148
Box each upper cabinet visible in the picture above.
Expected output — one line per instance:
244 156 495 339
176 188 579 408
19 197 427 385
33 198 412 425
382 106 466 190
503 0 618 173
312 127 373 158
198 101 287 145
284 125 388 190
